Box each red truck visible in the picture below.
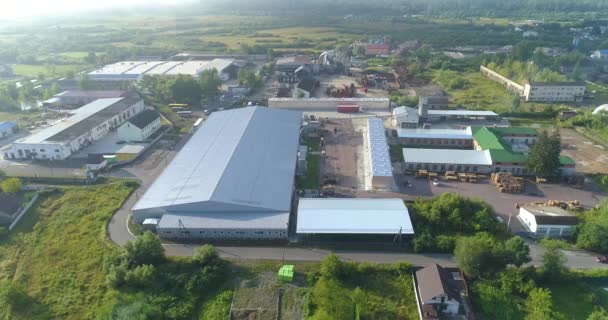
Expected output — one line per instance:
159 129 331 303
336 104 360 113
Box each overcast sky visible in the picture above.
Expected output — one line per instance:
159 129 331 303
1 0 192 18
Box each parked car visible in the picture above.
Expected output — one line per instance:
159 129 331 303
596 255 608 264
203 109 210 115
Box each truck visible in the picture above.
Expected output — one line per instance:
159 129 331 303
336 104 360 113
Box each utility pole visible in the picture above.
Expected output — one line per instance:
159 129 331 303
507 211 513 231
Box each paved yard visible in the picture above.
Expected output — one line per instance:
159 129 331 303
320 118 363 193
358 175 605 232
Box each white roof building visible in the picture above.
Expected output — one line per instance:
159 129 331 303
132 107 302 239
296 198 414 235
89 59 235 81
427 110 498 117
392 106 419 128
402 149 493 166
397 127 473 140
366 117 395 190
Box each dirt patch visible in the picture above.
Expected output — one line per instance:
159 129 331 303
320 118 363 194
561 128 608 174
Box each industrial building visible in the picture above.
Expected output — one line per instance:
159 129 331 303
401 126 576 176
5 97 144 160
269 97 390 113
88 59 235 82
365 117 395 190
518 205 578 237
393 104 499 127
296 198 414 241
418 96 449 110
42 90 129 108
523 82 586 102
392 106 419 128
131 107 302 240
397 127 474 148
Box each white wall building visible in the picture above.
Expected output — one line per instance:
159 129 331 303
6 97 144 160
518 205 578 237
117 109 161 142
523 82 586 102
591 50 608 59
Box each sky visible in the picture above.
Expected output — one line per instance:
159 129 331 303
0 0 190 18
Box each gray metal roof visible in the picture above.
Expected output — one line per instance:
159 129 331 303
132 106 302 214
367 118 393 177
427 110 498 117
397 127 472 140
296 198 414 234
402 148 493 165
158 212 289 230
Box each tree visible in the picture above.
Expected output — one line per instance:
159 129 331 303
454 233 509 278
504 236 531 267
587 309 608 320
525 288 560 320
78 74 94 90
267 48 275 61
167 75 202 105
576 202 608 253
199 69 221 99
511 94 521 111
1 177 22 193
123 231 165 266
527 130 561 178
474 281 518 320
85 52 97 65
192 245 219 266
541 240 567 280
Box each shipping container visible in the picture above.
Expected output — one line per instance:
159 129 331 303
336 104 360 113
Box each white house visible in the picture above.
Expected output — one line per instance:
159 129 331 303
117 109 161 142
591 50 608 59
415 264 464 317
392 106 419 128
518 205 578 237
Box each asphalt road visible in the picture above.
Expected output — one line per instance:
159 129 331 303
106 134 608 269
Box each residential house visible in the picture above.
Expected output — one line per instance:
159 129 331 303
392 106 419 128
415 264 468 319
366 36 391 56
117 109 161 142
518 205 578 237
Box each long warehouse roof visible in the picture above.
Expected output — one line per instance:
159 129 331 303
367 117 393 177
397 127 472 140
402 148 493 166
158 212 290 230
296 198 414 234
89 59 234 77
428 110 498 117
132 106 302 214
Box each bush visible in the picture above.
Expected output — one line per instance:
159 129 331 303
124 231 165 266
1 177 22 193
192 245 219 266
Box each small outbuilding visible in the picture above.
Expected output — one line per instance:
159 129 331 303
518 205 578 237
117 109 161 142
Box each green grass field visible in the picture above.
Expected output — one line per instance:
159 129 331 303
544 276 608 320
0 181 136 319
12 64 87 78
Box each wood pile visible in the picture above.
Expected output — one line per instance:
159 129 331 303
492 172 523 193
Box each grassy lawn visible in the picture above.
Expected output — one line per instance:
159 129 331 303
296 154 320 189
306 264 419 319
0 181 136 319
12 64 87 78
544 277 608 320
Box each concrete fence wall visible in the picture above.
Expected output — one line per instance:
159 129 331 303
9 192 39 231
480 66 524 95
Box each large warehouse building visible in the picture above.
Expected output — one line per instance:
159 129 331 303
296 198 414 242
88 59 235 82
268 97 390 112
132 107 302 240
5 96 144 160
